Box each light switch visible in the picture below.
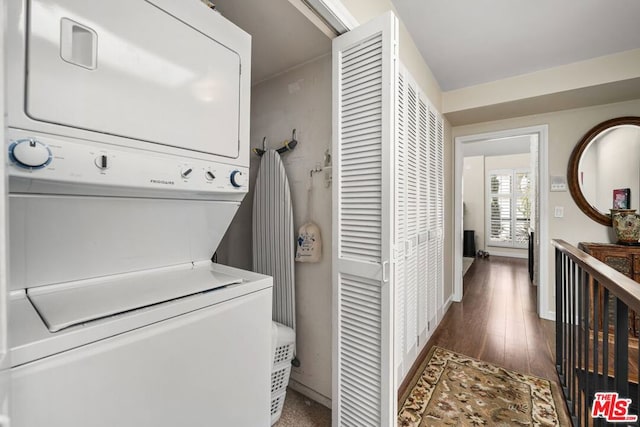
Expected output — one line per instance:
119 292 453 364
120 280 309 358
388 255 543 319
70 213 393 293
554 206 564 218
550 175 568 192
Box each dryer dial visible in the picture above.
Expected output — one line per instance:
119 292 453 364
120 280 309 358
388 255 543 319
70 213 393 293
181 167 193 178
230 170 246 188
9 139 52 169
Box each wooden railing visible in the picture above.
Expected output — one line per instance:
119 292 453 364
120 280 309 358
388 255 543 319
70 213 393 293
553 239 640 426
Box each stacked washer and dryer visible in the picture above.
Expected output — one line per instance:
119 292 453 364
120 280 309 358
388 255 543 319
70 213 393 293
5 1 273 426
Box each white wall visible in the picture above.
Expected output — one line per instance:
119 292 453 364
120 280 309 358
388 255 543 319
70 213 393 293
453 98 640 318
463 156 484 252
339 0 442 109
218 54 333 402
442 49 640 125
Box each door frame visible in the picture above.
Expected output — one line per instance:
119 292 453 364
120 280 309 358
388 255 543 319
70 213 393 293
453 125 552 320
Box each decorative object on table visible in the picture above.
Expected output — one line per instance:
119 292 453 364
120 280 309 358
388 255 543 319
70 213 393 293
610 209 640 245
613 188 631 209
398 346 564 426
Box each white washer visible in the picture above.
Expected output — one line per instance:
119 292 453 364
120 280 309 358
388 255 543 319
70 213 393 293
9 264 272 427
5 1 270 426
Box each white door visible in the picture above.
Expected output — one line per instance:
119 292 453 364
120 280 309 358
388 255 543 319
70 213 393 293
0 0 11 424
332 11 398 427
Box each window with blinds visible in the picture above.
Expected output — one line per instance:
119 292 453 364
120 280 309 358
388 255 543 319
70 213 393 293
487 169 531 248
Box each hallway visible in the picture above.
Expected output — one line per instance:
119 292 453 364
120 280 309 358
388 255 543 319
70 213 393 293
414 256 557 384
397 255 576 426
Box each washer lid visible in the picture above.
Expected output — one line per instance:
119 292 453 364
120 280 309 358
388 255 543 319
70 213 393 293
27 263 243 332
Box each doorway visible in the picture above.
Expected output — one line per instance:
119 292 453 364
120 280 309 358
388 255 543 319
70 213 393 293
453 125 551 320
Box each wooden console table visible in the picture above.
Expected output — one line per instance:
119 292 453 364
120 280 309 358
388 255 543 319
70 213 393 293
579 242 640 336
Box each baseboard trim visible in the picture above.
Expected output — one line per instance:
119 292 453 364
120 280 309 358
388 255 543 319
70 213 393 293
397 337 433 406
542 309 556 321
444 294 453 312
483 249 528 259
288 378 332 409
399 296 455 404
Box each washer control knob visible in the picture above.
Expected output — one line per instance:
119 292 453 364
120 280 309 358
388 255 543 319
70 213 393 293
205 171 216 181
95 154 109 170
181 167 193 178
10 139 52 169
230 170 246 188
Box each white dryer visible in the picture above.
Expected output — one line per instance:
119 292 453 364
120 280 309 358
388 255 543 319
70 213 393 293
5 1 271 426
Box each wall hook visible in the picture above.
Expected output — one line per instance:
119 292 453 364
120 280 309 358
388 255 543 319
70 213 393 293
252 137 268 157
253 131 299 157
278 129 298 153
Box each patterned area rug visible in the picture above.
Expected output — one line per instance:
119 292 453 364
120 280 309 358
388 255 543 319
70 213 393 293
398 347 562 426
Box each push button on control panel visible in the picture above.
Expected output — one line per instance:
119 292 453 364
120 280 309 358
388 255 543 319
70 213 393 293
9 139 52 169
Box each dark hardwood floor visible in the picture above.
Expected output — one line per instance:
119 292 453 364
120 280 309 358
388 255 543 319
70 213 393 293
432 256 556 379
400 256 559 398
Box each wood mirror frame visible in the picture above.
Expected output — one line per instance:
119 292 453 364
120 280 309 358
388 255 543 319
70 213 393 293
567 116 640 226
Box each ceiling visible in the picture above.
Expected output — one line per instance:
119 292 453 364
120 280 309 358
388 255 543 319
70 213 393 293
213 0 331 85
391 0 640 91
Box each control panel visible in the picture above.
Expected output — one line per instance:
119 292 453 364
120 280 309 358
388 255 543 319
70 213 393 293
9 138 52 169
6 130 248 195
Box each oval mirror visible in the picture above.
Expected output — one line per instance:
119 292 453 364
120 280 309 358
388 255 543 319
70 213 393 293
568 116 640 225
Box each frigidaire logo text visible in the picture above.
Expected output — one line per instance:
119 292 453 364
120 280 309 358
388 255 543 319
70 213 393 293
150 179 175 185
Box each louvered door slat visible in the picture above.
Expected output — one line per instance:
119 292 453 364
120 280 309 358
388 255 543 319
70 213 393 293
339 274 382 425
404 75 419 362
395 69 406 378
436 115 444 316
427 107 438 327
417 97 429 339
333 12 397 427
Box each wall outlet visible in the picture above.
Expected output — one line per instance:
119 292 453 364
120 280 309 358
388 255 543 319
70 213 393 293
554 206 564 218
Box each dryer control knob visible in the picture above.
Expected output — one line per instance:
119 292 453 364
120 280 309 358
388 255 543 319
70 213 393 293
10 139 52 169
95 154 109 170
230 170 246 188
181 167 193 178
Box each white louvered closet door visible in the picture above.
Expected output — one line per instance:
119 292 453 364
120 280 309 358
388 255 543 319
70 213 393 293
436 115 445 318
332 11 398 427
394 70 406 381
404 71 419 371
417 97 429 343
395 66 421 381
426 107 438 329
